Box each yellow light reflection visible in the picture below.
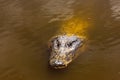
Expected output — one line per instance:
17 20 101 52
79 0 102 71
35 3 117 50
59 17 89 39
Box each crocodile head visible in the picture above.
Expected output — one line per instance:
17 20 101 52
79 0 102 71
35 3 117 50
48 35 84 69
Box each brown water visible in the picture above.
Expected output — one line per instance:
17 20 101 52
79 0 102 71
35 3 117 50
0 0 120 80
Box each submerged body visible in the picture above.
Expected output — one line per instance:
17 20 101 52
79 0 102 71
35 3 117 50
48 18 89 69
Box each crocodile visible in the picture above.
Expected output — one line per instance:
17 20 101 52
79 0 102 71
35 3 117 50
48 18 89 69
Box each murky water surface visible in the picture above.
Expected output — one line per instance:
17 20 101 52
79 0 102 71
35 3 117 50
0 0 120 80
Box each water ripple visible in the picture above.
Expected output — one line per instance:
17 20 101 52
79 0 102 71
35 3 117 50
41 0 75 22
110 0 120 20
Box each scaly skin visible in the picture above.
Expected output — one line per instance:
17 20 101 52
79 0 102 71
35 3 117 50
49 35 84 69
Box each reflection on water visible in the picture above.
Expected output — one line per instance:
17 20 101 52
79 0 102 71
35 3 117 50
110 0 120 20
59 17 91 39
0 0 120 80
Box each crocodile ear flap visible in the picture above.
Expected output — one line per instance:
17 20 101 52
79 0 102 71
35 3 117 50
48 36 58 49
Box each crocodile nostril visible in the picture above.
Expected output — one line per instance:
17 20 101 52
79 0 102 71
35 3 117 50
50 60 66 69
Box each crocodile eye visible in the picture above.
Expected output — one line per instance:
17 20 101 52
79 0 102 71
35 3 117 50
67 40 77 47
50 36 58 46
